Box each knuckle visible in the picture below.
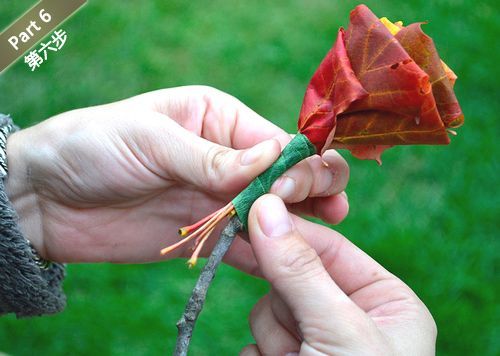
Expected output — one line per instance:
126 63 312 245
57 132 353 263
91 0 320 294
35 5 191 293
202 145 229 191
282 172 311 203
197 85 226 104
278 242 322 278
333 157 350 191
321 152 350 196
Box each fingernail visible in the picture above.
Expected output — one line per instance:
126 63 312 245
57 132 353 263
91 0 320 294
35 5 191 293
285 353 299 356
241 140 273 166
341 191 348 201
273 176 296 200
257 195 293 238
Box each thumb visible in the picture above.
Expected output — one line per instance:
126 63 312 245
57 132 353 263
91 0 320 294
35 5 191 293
195 137 281 194
144 116 281 194
248 194 365 331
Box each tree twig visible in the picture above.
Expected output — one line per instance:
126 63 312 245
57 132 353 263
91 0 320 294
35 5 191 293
174 216 243 356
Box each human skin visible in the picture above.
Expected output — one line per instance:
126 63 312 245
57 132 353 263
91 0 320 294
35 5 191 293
4 86 349 269
241 194 437 356
4 86 435 353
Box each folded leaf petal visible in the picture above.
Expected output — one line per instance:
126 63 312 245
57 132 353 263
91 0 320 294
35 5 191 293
395 23 464 128
297 29 367 153
297 4 463 162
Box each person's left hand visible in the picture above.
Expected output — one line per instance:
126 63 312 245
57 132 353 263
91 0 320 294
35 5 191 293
5 86 349 265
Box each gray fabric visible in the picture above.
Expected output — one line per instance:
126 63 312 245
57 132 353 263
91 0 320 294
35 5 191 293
0 115 66 317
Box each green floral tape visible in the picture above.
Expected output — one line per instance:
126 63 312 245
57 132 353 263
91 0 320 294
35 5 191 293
232 133 316 230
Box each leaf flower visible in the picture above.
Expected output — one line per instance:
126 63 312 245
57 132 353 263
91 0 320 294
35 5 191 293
298 4 463 163
161 4 464 266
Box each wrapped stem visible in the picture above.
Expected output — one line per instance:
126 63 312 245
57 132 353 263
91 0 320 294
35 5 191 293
232 133 316 229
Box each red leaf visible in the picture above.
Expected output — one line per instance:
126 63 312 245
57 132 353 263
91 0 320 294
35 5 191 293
395 23 464 128
297 4 464 161
297 29 367 153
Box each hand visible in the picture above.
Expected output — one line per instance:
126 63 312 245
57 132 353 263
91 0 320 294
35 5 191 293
241 195 436 355
5 86 349 263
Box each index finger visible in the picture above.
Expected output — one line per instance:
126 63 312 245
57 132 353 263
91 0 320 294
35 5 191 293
128 85 291 149
290 215 415 312
227 213 399 300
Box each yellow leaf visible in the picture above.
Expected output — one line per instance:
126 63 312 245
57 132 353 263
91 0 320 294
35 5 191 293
380 17 402 35
380 17 456 83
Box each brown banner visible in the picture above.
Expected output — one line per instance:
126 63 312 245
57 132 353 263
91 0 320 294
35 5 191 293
0 0 86 73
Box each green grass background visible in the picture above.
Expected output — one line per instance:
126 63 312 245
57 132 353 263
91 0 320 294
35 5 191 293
0 0 498 354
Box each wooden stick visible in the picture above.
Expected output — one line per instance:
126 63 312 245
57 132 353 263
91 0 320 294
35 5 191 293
174 216 243 356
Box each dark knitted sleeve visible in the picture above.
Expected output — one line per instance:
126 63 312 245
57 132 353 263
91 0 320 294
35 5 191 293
0 115 66 317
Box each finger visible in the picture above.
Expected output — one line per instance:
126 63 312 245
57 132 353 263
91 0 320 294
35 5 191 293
130 113 282 194
133 87 352 203
249 295 301 355
288 214 415 312
132 86 291 149
315 149 350 196
289 214 437 354
270 150 348 204
248 194 367 328
226 193 349 274
288 192 349 225
223 192 348 274
269 288 302 341
239 344 261 356
270 159 314 203
231 209 411 314
223 236 262 277
192 136 281 194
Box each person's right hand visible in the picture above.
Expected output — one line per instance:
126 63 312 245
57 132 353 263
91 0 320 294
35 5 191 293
241 194 437 356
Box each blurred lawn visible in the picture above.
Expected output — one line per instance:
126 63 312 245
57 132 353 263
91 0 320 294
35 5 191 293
0 0 498 355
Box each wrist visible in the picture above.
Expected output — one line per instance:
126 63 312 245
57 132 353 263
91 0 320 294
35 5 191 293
4 130 46 258
4 131 27 201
